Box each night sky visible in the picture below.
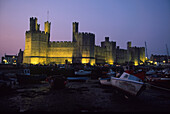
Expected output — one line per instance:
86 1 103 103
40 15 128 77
0 0 170 61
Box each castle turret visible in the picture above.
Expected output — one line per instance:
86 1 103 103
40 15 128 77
127 41 131 49
37 24 40 31
30 17 39 31
73 22 79 42
127 41 132 62
45 21 51 34
105 37 109 42
44 21 51 42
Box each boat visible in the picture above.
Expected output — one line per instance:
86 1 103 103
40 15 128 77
99 69 116 86
146 74 170 89
110 70 146 96
67 77 90 82
99 77 112 86
66 70 91 82
146 69 156 75
75 70 91 76
16 69 47 84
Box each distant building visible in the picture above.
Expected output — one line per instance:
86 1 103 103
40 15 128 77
1 54 17 64
23 17 145 65
1 49 23 65
150 54 170 64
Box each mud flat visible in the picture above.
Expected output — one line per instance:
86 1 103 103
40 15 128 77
0 80 170 112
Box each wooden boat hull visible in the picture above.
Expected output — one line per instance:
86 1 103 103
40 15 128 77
111 77 145 96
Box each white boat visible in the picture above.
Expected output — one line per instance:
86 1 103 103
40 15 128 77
99 69 116 86
111 70 146 96
99 77 112 86
75 70 91 76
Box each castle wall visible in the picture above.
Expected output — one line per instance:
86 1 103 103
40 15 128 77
101 37 116 65
127 41 132 62
116 48 128 64
80 33 95 65
129 46 145 65
72 23 95 65
94 46 106 64
46 41 74 64
140 47 145 63
23 17 146 65
23 32 32 64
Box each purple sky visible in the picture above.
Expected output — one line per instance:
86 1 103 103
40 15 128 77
0 0 170 61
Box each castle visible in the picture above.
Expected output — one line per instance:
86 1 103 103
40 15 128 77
23 17 145 65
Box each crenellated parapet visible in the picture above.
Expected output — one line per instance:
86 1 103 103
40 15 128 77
78 32 95 38
49 41 75 47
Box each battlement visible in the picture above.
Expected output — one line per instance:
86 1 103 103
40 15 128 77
73 22 79 25
78 32 95 38
49 41 75 47
25 30 47 34
82 32 94 36
30 17 37 20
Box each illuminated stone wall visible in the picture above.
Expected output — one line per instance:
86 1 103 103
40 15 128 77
127 42 145 66
47 41 75 64
94 46 106 64
23 17 145 65
116 47 128 64
23 17 49 64
72 22 95 65
101 37 116 65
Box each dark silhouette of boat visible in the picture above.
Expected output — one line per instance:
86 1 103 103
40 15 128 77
16 69 47 84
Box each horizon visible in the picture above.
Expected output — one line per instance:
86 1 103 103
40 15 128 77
0 0 170 61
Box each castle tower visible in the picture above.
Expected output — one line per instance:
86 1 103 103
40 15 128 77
127 41 131 49
44 21 51 42
101 37 116 65
73 22 79 42
105 37 109 42
23 17 49 65
45 21 51 34
30 17 39 31
37 24 40 31
127 41 132 62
